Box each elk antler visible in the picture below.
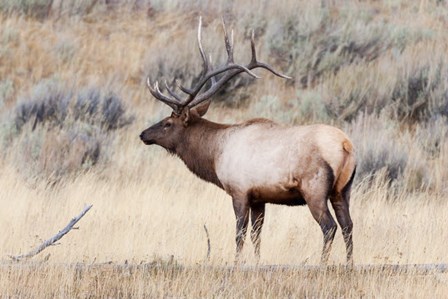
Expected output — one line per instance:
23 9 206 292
147 17 292 115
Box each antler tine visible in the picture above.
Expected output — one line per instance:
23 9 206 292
197 16 209 76
177 54 218 97
181 18 260 108
248 30 292 80
209 54 217 85
164 80 184 102
187 70 241 107
252 62 293 79
183 63 260 108
250 30 257 64
176 80 195 96
146 78 182 112
222 17 234 64
188 22 300 109
188 37 292 108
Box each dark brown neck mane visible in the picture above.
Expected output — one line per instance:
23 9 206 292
174 118 230 189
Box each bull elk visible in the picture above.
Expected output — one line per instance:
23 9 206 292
140 18 356 264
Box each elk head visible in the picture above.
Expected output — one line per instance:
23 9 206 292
139 103 209 152
139 17 291 151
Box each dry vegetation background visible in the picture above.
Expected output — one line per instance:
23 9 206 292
0 0 448 297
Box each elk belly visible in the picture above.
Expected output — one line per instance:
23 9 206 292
248 185 307 206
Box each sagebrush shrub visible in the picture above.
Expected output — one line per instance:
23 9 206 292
347 113 409 183
14 80 133 132
0 79 13 109
12 123 102 182
2 79 133 182
266 8 423 89
0 0 53 18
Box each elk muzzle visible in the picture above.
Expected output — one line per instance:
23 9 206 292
139 131 155 145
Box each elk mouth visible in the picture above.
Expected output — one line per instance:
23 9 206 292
139 133 155 145
142 140 154 145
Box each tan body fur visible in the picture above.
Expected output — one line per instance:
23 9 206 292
217 121 355 203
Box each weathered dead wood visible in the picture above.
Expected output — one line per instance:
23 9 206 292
9 204 93 261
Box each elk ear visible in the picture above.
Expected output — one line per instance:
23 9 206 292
180 108 191 126
191 100 211 117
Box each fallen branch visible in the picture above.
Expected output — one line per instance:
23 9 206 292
9 204 93 261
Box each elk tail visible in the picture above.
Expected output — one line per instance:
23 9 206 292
335 139 356 195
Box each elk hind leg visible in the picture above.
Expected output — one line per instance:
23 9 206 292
330 172 355 264
330 196 353 265
306 197 337 265
302 167 337 264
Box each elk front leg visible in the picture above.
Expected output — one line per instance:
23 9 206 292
250 203 265 259
232 196 249 261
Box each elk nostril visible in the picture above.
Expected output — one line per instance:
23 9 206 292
139 133 144 140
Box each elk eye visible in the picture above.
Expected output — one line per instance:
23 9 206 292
164 122 172 128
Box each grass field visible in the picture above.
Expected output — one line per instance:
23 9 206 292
1 0 448 297
1 263 447 297
1 168 447 297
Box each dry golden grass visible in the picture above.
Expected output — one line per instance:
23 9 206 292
1 126 448 296
1 0 448 297
1 263 447 298
5 145 448 265
0 158 448 297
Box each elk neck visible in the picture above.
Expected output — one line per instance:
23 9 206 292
173 118 231 189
